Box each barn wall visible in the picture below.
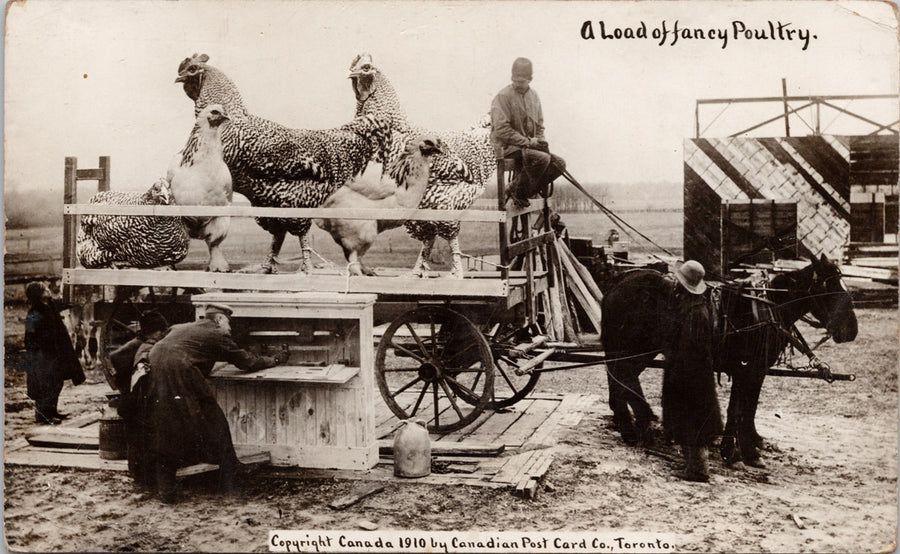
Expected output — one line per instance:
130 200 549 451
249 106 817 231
684 135 859 264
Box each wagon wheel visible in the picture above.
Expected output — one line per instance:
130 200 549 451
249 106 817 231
375 306 494 434
458 325 541 409
488 352 541 409
96 286 192 391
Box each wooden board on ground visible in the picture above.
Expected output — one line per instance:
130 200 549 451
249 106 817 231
8 393 596 492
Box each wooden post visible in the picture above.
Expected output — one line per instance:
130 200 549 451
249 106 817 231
815 99 821 136
63 157 78 305
98 156 110 192
497 160 510 281
695 101 700 138
782 78 791 137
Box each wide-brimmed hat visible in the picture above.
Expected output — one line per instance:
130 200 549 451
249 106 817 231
203 303 234 317
674 260 707 295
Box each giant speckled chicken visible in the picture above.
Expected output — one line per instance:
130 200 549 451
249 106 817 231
315 135 469 276
175 53 391 273
348 53 497 278
167 104 233 272
76 179 189 269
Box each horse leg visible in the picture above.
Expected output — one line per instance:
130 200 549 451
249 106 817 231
606 360 650 446
623 363 657 445
737 369 767 468
745 372 767 447
721 379 742 465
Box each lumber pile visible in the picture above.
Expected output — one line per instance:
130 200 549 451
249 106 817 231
540 238 605 343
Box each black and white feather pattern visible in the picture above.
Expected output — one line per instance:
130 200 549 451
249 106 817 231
175 54 391 270
76 179 189 269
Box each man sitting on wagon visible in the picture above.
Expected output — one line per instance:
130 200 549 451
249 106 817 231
490 57 566 208
128 303 287 503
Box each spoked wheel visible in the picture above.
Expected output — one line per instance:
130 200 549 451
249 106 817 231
479 324 541 409
489 352 541 409
375 306 494 434
96 286 193 391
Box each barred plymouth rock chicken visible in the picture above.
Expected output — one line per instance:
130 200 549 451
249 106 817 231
348 53 497 278
314 135 470 276
76 179 189 269
175 53 391 273
167 104 233 272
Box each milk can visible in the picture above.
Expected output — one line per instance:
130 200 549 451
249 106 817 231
393 419 431 477
99 402 127 460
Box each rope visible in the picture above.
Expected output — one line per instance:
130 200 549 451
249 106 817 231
558 168 676 257
459 253 511 270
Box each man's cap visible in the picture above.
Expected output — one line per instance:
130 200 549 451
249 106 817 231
512 57 533 80
674 260 707 295
139 310 169 337
203 303 234 317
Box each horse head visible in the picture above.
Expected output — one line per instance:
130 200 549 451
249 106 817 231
773 254 858 343
808 254 858 343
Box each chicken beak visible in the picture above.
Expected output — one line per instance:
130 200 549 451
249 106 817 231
175 75 186 83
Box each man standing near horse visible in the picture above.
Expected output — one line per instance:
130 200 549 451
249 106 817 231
662 260 723 482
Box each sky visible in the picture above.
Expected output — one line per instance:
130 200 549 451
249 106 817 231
3 0 898 212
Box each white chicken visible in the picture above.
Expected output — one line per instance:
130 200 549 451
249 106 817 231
167 103 233 272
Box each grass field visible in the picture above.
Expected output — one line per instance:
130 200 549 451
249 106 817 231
3 208 683 278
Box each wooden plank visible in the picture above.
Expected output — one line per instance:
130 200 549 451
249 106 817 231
25 427 99 450
435 406 496 443
211 364 359 384
558 240 604 307
266 465 509 488
65 269 509 298
328 483 386 510
59 412 102 429
5 437 30 453
377 440 504 457
5 449 129 471
465 401 531 444
506 231 556 259
525 394 586 448
175 449 271 478
65 204 506 223
499 399 560 446
75 168 105 181
490 450 540 484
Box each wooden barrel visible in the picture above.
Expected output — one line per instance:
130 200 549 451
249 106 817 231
98 412 127 460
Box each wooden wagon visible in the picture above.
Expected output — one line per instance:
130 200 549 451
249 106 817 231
62 155 618 469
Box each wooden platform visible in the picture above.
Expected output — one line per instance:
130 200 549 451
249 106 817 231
4 393 598 497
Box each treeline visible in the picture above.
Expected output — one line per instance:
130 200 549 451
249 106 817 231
480 181 611 212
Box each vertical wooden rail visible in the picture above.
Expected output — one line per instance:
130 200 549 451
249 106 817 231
782 78 791 137
98 156 111 192
62 156 110 304
497 159 510 281
62 157 78 305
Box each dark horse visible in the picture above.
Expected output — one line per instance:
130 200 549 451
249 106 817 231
600 254 858 467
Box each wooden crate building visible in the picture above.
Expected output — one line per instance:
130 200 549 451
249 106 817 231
684 135 899 276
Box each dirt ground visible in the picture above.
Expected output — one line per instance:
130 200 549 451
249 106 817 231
3 306 898 553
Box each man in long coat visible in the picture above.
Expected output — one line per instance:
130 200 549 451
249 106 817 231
138 303 285 503
662 260 723 482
